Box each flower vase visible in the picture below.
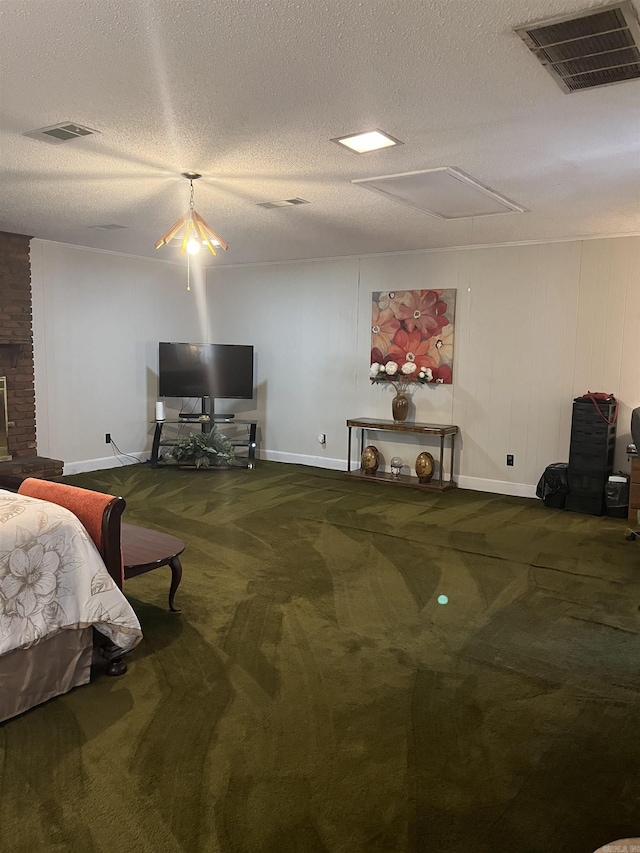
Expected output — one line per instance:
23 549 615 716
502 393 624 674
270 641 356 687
392 391 409 423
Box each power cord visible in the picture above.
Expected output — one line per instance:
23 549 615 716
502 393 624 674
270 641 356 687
109 437 142 466
179 397 202 418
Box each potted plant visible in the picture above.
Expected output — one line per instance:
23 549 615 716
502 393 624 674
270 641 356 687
169 427 236 469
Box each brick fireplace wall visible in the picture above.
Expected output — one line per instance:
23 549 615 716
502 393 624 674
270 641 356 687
0 230 62 480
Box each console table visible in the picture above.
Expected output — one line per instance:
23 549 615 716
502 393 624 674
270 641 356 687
346 417 458 492
150 417 258 469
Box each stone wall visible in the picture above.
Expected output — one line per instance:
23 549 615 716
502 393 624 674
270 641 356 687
0 231 62 479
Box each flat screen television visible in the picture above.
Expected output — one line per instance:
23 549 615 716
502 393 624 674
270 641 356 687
158 342 254 400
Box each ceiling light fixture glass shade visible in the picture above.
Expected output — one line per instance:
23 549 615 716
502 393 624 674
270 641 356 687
331 129 402 154
155 173 228 289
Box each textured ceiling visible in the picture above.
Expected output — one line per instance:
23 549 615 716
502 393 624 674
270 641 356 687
1 0 639 267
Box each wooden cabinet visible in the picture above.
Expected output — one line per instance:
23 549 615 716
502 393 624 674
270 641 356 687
629 457 640 524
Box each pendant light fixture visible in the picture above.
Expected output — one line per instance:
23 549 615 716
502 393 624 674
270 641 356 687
155 172 228 290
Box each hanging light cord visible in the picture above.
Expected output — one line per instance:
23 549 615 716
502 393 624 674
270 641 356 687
186 179 195 291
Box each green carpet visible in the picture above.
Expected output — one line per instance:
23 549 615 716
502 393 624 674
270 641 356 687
1 461 639 852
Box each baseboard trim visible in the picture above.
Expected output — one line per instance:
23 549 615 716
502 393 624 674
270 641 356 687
63 449 538 499
457 475 537 499
63 451 147 476
259 451 538 497
259 449 347 471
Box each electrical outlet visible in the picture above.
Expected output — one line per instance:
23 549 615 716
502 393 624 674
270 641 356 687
506 454 514 466
105 433 111 444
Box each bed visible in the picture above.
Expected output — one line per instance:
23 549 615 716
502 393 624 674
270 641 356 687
0 486 142 723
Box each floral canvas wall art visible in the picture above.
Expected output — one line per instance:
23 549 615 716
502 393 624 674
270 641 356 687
370 289 456 385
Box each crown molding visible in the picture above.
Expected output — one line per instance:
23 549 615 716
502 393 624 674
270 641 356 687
30 230 640 271
208 231 640 271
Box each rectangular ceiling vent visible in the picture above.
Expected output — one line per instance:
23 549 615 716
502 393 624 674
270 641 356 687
515 2 640 92
257 198 310 209
352 167 527 220
23 122 100 145
87 224 127 231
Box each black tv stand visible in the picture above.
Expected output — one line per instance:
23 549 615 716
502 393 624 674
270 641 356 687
150 417 257 468
178 413 235 421
178 397 235 421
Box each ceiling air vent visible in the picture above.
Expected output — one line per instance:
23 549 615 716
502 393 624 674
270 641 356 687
257 198 310 209
87 224 127 231
515 1 640 92
23 122 100 145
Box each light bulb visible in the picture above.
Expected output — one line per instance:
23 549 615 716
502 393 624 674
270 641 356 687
186 237 201 255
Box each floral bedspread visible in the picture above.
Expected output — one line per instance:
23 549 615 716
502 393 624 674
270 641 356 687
0 489 142 655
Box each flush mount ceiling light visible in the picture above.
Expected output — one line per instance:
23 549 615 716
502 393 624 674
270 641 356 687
155 173 228 290
352 167 527 219
331 129 403 154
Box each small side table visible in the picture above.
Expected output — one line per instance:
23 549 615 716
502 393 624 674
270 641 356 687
121 523 185 612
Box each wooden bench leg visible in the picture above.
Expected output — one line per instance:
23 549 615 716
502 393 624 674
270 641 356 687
168 556 182 613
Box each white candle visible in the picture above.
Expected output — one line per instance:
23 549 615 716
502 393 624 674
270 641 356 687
155 401 165 421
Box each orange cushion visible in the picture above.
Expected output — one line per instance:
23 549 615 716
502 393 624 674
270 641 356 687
18 478 115 554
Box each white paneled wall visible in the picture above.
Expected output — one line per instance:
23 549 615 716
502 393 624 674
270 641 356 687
207 237 640 496
31 241 206 473
575 238 640 472
29 235 639 494
206 258 360 466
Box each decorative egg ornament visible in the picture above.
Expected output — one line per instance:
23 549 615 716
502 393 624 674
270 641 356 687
415 451 435 483
361 445 380 474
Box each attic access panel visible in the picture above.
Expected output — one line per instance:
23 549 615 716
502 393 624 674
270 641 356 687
351 167 527 220
515 1 640 93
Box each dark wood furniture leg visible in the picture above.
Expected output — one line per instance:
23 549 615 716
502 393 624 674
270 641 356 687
450 434 456 486
122 523 185 612
168 556 183 613
102 642 128 676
